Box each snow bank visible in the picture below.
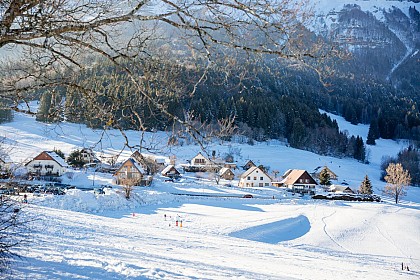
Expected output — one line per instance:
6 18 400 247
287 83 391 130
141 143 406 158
230 215 311 243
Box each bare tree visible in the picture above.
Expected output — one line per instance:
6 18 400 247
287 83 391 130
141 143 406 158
122 184 134 200
0 196 29 274
384 163 411 204
0 0 336 149
212 167 222 185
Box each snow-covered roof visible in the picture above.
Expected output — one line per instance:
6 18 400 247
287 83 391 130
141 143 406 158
282 169 292 178
330 184 354 193
240 166 270 179
219 167 231 175
161 164 178 175
45 151 69 167
280 170 316 185
131 158 145 174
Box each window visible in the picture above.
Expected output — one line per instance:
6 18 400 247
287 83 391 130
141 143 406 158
299 179 303 183
265 183 269 186
195 158 205 164
305 179 309 183
253 177 257 180
260 177 263 180
259 183 263 187
247 176 251 180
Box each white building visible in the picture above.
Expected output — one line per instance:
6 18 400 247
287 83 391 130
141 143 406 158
238 166 271 187
191 152 210 166
25 151 69 176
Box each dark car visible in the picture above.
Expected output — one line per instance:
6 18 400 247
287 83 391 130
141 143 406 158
94 188 105 195
243 194 254 198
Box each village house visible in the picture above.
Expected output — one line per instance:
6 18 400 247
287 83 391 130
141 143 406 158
191 152 210 166
219 167 235 180
242 160 256 170
238 166 271 187
182 152 224 172
25 151 69 177
114 158 152 186
329 184 354 194
312 166 338 181
79 148 100 166
279 169 317 194
161 165 181 179
131 151 165 174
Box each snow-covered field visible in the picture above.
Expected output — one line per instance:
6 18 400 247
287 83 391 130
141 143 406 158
1 110 420 279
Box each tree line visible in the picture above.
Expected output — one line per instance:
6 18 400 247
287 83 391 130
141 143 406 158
34 59 368 162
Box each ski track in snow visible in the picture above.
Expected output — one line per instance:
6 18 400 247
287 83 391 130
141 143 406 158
320 209 352 253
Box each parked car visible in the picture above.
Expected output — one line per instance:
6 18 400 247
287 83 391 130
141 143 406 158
94 188 105 195
243 194 253 198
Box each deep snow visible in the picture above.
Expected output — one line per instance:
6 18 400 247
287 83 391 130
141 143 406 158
1 108 419 279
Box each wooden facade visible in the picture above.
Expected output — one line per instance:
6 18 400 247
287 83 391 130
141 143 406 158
114 158 152 186
280 169 317 194
219 167 235 180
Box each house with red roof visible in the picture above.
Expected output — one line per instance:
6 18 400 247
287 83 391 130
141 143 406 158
25 151 69 176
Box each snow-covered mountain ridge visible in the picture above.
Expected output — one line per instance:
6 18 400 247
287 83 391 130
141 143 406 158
313 0 420 22
309 0 420 86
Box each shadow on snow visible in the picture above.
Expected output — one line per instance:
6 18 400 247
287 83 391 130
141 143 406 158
229 215 310 244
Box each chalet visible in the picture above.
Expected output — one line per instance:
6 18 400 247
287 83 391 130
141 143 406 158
25 151 69 176
161 165 181 179
114 158 152 186
224 163 237 170
131 151 165 174
182 152 224 172
80 148 100 165
279 169 317 194
238 166 271 187
191 152 210 166
329 185 354 194
312 166 338 181
219 167 235 180
243 160 256 170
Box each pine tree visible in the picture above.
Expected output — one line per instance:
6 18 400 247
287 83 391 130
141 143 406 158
36 92 52 122
53 148 65 159
36 91 63 123
353 136 366 162
67 150 85 168
366 125 376 145
366 118 379 145
359 175 373 194
289 118 306 148
319 167 331 186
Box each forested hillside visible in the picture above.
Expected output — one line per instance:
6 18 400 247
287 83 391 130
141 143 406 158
2 1 420 161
